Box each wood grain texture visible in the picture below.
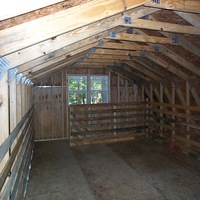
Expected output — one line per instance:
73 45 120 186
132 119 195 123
145 0 200 13
106 32 177 44
0 0 148 56
124 19 200 35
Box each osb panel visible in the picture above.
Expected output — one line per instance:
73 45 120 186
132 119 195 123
136 57 175 79
182 34 200 49
164 44 200 67
153 52 194 78
0 0 92 30
150 10 191 26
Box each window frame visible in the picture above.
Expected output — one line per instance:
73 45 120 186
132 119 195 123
68 74 109 105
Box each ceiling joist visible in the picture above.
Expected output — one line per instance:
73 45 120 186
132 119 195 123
106 32 178 45
123 19 200 35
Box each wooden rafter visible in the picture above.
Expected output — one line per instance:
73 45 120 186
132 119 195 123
15 27 126 71
0 0 152 56
4 6 158 67
135 29 200 77
106 32 177 45
131 57 171 79
161 32 200 58
174 11 200 26
19 42 97 73
27 53 85 78
123 19 200 35
144 0 200 13
92 49 140 56
88 54 133 60
125 61 161 81
101 42 155 51
83 58 114 64
144 52 188 80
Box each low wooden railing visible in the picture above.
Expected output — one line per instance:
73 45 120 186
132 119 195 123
149 102 200 158
0 106 34 200
69 102 148 146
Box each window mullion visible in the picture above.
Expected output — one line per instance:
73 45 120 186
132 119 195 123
87 69 91 104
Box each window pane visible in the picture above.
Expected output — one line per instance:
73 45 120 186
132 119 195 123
91 91 108 104
90 76 108 104
69 76 87 91
68 76 87 105
91 76 108 91
68 75 108 105
69 92 86 105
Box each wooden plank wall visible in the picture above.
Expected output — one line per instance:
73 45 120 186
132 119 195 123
69 102 147 146
0 70 34 199
33 67 141 140
110 71 140 103
33 71 67 140
143 78 200 159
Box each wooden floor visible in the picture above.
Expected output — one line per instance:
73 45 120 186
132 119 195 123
26 139 200 200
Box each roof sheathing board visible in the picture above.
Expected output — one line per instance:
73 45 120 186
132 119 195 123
0 0 93 30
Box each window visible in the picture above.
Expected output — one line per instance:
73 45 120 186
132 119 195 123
68 76 87 104
68 75 108 105
90 76 108 104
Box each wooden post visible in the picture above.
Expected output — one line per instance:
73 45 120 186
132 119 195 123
9 75 17 132
117 75 121 103
186 81 190 148
171 81 176 144
160 82 163 137
0 59 9 195
150 83 153 135
66 69 69 138
16 78 22 124
51 75 54 139
61 71 64 138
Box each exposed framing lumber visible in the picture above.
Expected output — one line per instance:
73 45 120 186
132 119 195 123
9 76 17 132
7 25 125 68
187 77 200 106
145 52 188 80
132 57 170 79
0 0 152 56
19 41 99 73
120 64 152 82
172 79 186 105
78 63 110 66
88 54 133 60
144 0 200 13
27 55 83 78
109 65 145 84
125 61 161 81
101 42 155 51
93 49 140 56
162 32 200 58
123 19 200 35
83 58 115 64
5 6 159 68
135 29 200 77
174 11 200 26
106 32 178 45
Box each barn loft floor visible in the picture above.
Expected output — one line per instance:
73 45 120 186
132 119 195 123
26 140 200 200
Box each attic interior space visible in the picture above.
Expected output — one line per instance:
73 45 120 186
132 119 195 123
0 0 200 199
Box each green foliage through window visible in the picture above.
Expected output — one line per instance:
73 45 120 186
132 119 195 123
68 75 108 105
